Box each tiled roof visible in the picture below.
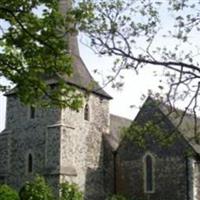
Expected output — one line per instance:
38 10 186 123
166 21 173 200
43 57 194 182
6 0 112 99
137 96 200 154
5 37 112 99
105 114 132 151
106 97 200 154
156 98 200 154
60 54 112 99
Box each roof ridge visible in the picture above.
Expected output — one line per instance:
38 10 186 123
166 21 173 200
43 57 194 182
147 96 200 119
110 114 132 122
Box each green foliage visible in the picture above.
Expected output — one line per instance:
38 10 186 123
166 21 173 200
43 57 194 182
107 194 145 200
19 177 83 200
59 182 83 200
106 194 127 200
19 176 54 200
122 120 178 149
81 0 200 118
0 0 92 109
1 0 200 116
0 177 84 200
0 184 19 200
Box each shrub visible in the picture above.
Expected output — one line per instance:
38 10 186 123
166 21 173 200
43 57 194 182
0 184 19 200
59 182 83 200
106 194 127 200
19 176 54 200
107 194 145 200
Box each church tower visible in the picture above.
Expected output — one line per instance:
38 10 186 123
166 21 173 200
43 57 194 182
0 1 112 199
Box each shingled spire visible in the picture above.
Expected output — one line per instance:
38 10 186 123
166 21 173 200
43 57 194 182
58 0 112 99
58 0 80 57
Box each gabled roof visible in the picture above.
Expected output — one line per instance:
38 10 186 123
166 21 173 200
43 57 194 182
5 44 112 99
59 54 112 99
106 97 200 154
138 96 200 154
58 0 112 99
5 55 112 99
105 114 132 151
6 0 112 100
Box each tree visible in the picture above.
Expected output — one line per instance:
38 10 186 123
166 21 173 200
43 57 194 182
1 0 200 121
18 176 83 200
106 194 145 200
79 0 200 137
0 0 93 110
19 176 54 200
59 182 83 200
106 194 128 200
0 184 19 200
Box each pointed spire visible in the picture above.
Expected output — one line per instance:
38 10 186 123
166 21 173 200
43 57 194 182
58 0 80 56
58 0 112 99
5 0 112 99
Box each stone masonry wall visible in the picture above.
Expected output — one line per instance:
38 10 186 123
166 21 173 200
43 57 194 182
116 153 187 200
0 131 10 183
60 93 110 200
190 159 200 200
103 139 115 196
2 91 110 199
3 95 62 190
116 99 194 200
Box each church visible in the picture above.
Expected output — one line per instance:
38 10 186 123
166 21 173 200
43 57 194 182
1 0 200 200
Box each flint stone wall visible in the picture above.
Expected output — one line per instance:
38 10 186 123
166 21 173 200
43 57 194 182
0 93 110 200
116 99 200 200
60 93 110 200
2 95 61 189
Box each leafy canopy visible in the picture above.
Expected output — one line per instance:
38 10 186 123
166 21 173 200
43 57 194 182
79 0 200 134
19 176 54 200
59 182 83 200
0 0 93 109
19 176 83 200
1 0 200 115
0 184 19 200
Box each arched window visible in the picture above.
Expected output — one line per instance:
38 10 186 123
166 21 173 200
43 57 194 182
27 153 33 173
30 106 35 119
84 104 90 121
144 153 155 193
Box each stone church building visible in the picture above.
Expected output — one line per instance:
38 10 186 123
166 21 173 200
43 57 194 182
1 1 200 199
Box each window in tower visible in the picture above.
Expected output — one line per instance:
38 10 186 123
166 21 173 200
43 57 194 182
144 153 155 193
27 153 33 173
29 106 35 119
84 104 90 121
